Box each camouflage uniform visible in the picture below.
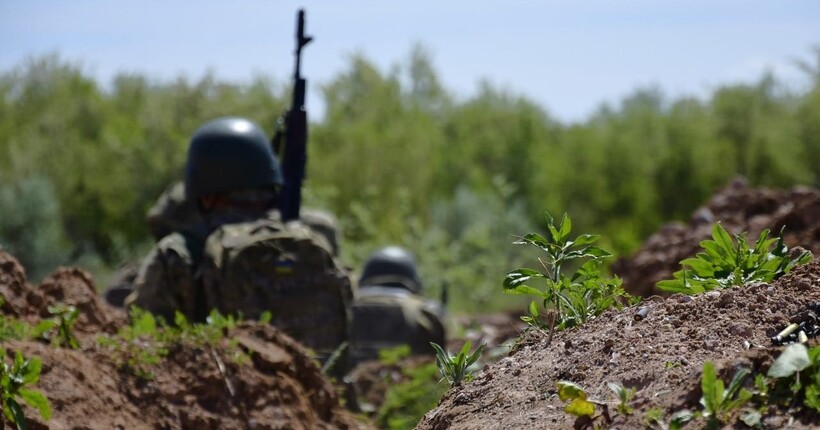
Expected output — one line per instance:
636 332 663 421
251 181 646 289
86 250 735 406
348 246 446 367
125 117 351 368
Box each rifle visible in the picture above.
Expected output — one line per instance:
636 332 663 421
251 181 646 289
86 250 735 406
274 9 313 222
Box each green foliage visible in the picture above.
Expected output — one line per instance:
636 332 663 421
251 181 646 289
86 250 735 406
377 344 411 366
698 362 752 428
0 176 70 282
607 382 636 415
0 350 51 430
2 49 820 312
766 343 820 413
430 340 485 386
97 307 167 380
504 213 633 332
96 307 242 380
657 224 812 294
376 361 447 430
44 304 79 349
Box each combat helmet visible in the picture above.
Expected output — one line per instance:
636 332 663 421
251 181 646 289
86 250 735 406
359 246 422 294
184 117 283 200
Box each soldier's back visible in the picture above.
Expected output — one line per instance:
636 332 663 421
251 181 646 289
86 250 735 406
200 217 352 363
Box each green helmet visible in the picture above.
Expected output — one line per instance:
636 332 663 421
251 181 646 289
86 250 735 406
359 246 422 294
184 117 283 200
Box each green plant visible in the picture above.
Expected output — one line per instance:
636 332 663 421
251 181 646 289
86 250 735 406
643 408 694 430
376 361 448 430
607 382 636 415
96 307 168 380
699 362 752 428
430 340 485 386
45 304 80 349
504 213 634 333
0 350 51 430
378 344 412 366
657 224 812 294
766 343 820 413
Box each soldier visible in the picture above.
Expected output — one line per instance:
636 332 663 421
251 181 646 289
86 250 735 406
348 246 447 367
125 116 351 368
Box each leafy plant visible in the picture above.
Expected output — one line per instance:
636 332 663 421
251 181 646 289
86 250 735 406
504 212 634 333
378 344 412 366
657 224 811 294
45 304 80 349
766 343 820 413
430 340 485 386
699 361 752 428
607 382 636 415
376 361 448 430
0 350 51 430
96 307 168 380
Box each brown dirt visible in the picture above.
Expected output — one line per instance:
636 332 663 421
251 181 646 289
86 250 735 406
4 178 820 430
0 251 374 430
417 179 820 430
417 259 820 430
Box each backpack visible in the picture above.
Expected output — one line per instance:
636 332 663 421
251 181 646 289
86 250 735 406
199 218 352 362
349 286 445 366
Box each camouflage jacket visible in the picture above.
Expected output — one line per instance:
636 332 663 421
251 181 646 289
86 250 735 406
126 213 351 330
349 285 446 366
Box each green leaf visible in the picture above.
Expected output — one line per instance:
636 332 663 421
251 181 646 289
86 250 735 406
768 343 811 378
700 362 723 415
712 223 736 257
19 389 52 420
8 398 26 430
21 357 41 385
570 234 599 247
557 213 571 241
503 269 544 291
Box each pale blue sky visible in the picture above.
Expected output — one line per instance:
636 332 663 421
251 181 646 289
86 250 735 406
1 1 818 122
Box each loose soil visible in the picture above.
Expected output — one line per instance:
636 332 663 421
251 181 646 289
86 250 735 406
3 177 820 429
0 251 373 430
418 179 820 430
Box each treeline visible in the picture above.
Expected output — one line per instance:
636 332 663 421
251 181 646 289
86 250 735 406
1 47 818 312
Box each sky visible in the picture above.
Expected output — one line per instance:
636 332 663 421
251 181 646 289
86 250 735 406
1 1 818 123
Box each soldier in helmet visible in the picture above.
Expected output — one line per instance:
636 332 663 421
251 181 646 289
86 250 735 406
126 117 351 367
348 246 447 367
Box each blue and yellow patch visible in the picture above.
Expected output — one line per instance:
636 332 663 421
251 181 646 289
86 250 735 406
274 259 295 275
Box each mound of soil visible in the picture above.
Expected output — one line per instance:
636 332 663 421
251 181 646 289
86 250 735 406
417 256 820 429
614 177 820 298
0 251 372 430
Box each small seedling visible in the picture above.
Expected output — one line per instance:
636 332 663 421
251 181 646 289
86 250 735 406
699 362 752 428
0 350 51 430
607 382 636 415
430 340 485 386
46 303 80 349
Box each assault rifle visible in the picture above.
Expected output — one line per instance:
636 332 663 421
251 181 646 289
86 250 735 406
274 9 313 221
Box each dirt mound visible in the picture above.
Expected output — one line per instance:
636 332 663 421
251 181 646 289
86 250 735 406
0 251 373 430
417 256 820 430
614 177 820 298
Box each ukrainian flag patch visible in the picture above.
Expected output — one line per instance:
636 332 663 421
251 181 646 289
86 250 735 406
275 259 295 275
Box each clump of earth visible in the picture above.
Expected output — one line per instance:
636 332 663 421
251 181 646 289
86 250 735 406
3 177 819 429
418 178 820 430
0 251 372 430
